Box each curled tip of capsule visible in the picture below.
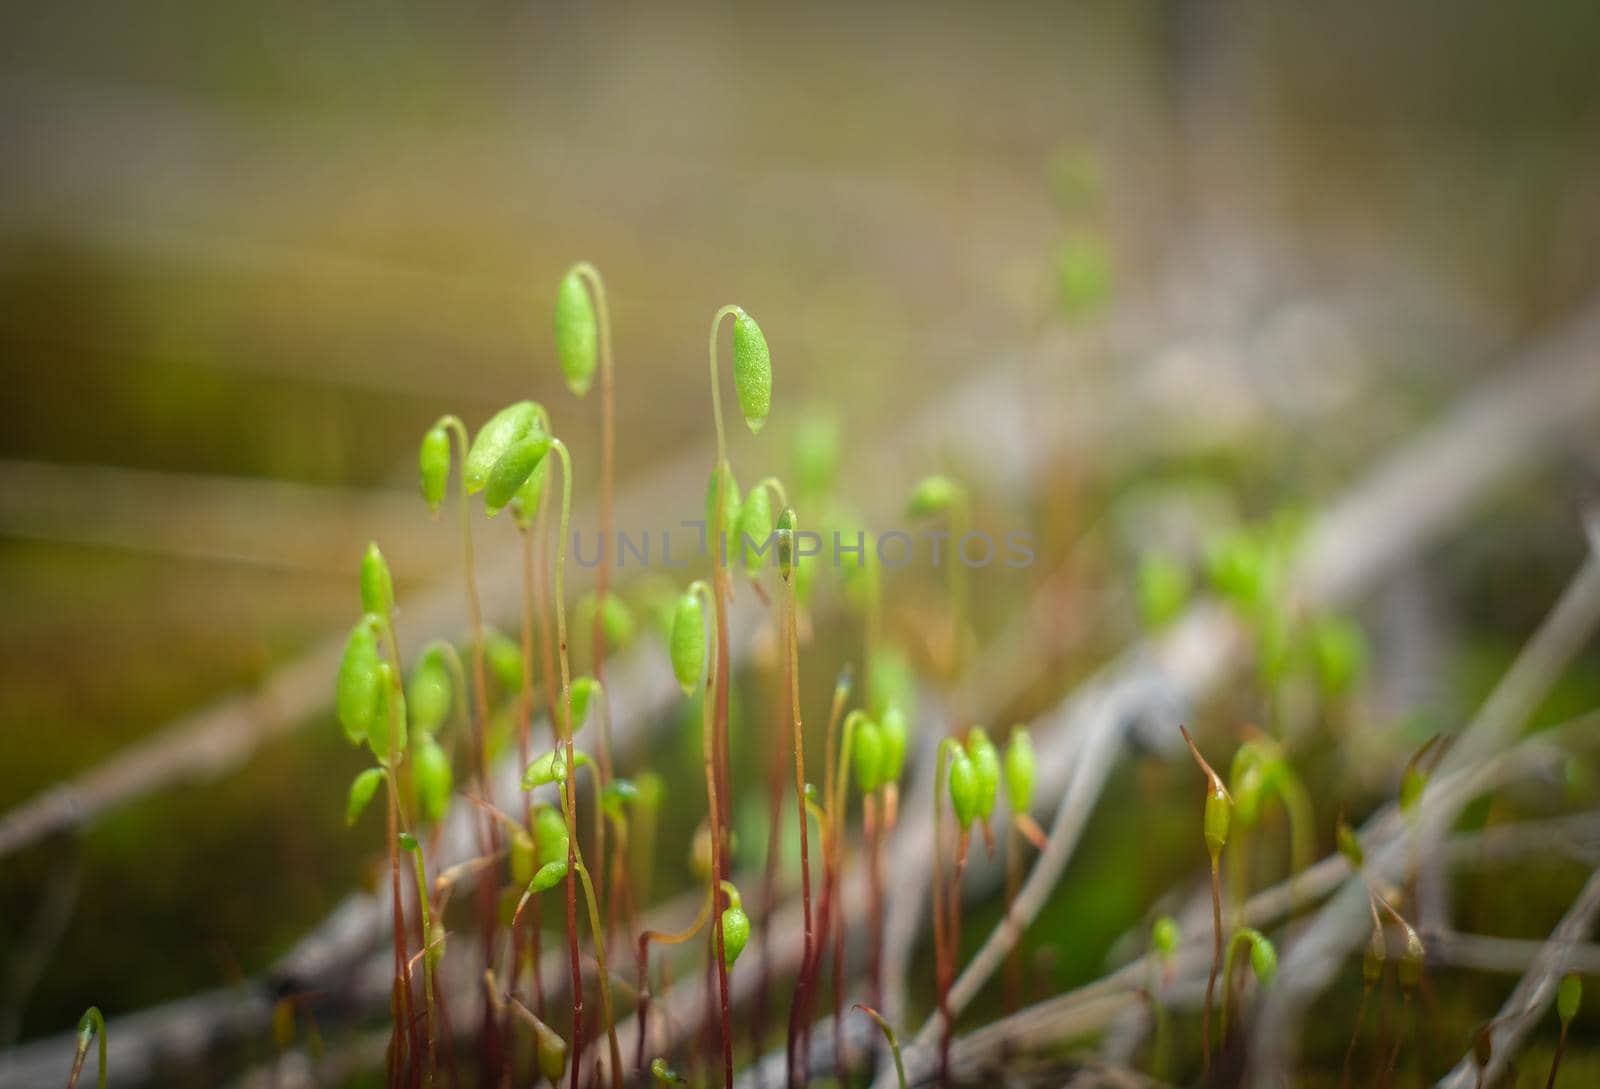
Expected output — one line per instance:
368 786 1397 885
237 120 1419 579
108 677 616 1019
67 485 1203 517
1004 727 1035 813
731 310 772 434
670 591 706 694
1179 725 1233 858
946 742 980 829
966 727 1000 823
554 266 599 398
907 474 963 519
419 425 451 514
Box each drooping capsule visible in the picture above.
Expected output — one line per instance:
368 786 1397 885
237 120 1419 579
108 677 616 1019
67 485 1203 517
366 661 407 766
419 425 451 514
464 401 540 494
554 267 598 397
412 734 453 824
1558 971 1582 1025
720 905 751 968
407 643 454 736
568 676 601 731
1248 933 1278 987
346 767 384 827
485 628 523 694
670 591 705 694
1152 916 1180 962
336 616 384 746
485 432 553 517
731 310 771 434
1003 728 1035 813
532 805 569 866
509 456 548 530
530 858 569 893
704 463 741 550
737 483 774 573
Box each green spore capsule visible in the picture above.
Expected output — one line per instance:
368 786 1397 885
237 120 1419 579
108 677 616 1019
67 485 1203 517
1232 759 1265 828
869 645 917 723
793 410 841 498
720 905 751 968
966 727 1000 822
360 541 395 615
1152 916 1180 961
1397 925 1425 990
522 749 591 790
485 628 523 694
336 616 384 746
1249 933 1278 986
1558 971 1582 1024
569 676 601 731
650 1059 685 1086
419 425 450 514
366 661 407 765
536 1021 569 1084
705 463 741 547
851 715 885 794
670 591 705 694
464 401 540 494
530 858 569 893
346 767 384 827
1204 782 1232 859
407 643 453 736
485 432 553 517
947 744 980 829
533 805 569 866
1004 728 1035 813
510 831 535 886
509 456 548 530
738 483 774 573
554 267 598 397
1336 820 1364 869
907 475 963 519
731 311 771 434
776 507 797 580
601 779 639 821
412 734 453 824
1363 924 1386 985
1136 553 1191 631
879 703 909 784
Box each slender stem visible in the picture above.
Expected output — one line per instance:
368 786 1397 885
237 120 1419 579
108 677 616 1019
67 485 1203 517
1380 992 1411 1089
1546 1022 1569 1089
783 569 815 1089
1203 852 1222 1077
545 441 622 1089
573 263 623 958
707 305 742 464
66 1007 105 1089
865 793 885 1011
853 1005 907 1089
406 842 439 1086
1002 822 1023 1012
635 884 716 1073
1342 980 1373 1089
931 740 954 1088
436 414 499 1072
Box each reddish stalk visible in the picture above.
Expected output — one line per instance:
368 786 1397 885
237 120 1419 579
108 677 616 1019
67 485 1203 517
708 480 735 1089
864 793 885 1011
782 574 816 1089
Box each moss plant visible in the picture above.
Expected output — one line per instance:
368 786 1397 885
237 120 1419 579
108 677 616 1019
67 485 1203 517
1180 724 1233 1078
554 263 633 953
1227 736 1314 916
1549 972 1582 1088
853 1004 908 1089
65 1006 105 1089
933 735 980 1087
1219 926 1277 1038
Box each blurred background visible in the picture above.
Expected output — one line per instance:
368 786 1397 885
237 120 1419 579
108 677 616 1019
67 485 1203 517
4 0 1600 1081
